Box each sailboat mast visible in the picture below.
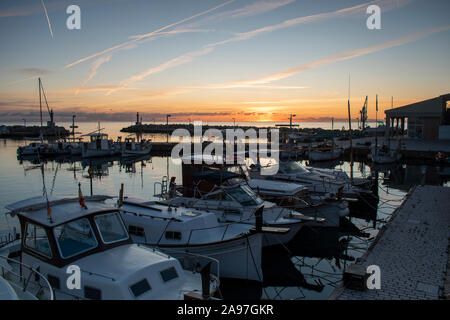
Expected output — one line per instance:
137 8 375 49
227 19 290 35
347 75 353 183
375 94 378 154
39 78 43 128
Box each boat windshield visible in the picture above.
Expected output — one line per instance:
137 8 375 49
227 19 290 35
94 212 129 244
226 185 264 207
224 165 251 181
279 161 309 174
54 218 98 259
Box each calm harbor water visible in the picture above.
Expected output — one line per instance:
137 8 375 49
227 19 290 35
1 121 448 300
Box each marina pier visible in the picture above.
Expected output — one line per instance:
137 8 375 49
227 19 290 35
330 185 450 300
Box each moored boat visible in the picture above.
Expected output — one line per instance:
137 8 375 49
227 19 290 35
1 195 217 300
119 197 265 282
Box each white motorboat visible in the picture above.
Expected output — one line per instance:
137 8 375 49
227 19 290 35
167 183 314 247
305 166 372 188
249 160 370 199
81 132 117 158
308 147 343 161
180 161 346 229
17 142 47 156
247 179 348 228
370 145 401 164
121 138 152 158
1 195 217 300
119 198 265 282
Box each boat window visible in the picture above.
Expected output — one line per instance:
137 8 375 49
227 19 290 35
130 279 151 298
128 225 145 237
94 212 129 244
54 218 98 259
160 266 179 282
84 286 102 300
47 275 60 290
226 185 264 207
279 161 309 174
24 223 52 258
165 231 182 240
204 191 232 201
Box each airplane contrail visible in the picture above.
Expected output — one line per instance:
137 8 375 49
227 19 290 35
63 0 235 69
41 0 53 38
108 0 412 94
209 24 450 88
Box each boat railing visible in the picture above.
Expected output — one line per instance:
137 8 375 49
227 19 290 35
185 222 235 248
161 248 220 280
0 255 54 300
0 232 20 249
78 268 117 282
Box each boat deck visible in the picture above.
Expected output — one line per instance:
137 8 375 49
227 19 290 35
330 185 450 300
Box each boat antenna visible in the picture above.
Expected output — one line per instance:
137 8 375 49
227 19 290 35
41 164 53 222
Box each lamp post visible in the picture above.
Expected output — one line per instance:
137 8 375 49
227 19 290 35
22 119 26 127
166 114 171 143
289 114 296 129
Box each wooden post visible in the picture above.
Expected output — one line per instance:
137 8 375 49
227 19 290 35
88 166 93 196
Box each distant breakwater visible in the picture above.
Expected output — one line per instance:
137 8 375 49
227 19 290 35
121 123 271 135
0 125 70 139
120 123 372 141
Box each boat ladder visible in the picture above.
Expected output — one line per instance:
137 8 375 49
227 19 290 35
154 176 169 199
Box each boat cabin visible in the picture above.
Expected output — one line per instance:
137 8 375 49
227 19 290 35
179 155 250 197
83 133 110 151
5 196 200 299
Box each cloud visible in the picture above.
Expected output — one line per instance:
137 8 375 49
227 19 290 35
79 54 113 88
209 24 450 88
10 67 53 77
66 0 294 90
108 0 413 94
0 110 237 122
177 0 295 30
63 0 236 70
210 0 411 46
73 85 135 94
0 2 53 18
107 46 215 94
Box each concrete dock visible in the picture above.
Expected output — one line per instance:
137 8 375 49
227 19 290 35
330 185 450 300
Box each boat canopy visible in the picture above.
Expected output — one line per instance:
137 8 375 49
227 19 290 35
6 195 114 227
278 161 310 174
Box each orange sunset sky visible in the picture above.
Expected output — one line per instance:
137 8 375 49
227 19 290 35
1 0 449 123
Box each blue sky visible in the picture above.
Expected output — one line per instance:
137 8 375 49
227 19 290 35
0 0 449 122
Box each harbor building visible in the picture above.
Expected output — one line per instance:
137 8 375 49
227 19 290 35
385 94 450 140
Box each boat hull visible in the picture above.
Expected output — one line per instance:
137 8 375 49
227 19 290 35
143 232 264 282
82 149 115 158
122 149 151 158
308 149 342 161
261 221 302 247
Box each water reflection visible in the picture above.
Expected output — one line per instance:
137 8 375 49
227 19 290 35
2 137 450 300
